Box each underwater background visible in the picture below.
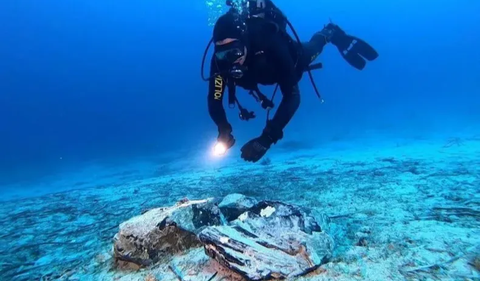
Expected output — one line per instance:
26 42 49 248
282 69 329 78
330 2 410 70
0 0 480 280
1 0 479 193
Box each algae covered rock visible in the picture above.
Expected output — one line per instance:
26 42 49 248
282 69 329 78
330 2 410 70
199 200 334 280
218 193 258 222
113 198 223 267
112 194 334 280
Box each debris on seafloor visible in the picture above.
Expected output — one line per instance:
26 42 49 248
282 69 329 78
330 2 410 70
112 194 334 281
398 244 480 280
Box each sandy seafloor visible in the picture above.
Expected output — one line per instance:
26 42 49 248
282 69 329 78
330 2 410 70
1 132 479 281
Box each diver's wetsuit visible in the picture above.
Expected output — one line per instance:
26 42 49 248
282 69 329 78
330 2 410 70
207 16 328 139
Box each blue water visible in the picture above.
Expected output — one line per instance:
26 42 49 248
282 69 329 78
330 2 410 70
1 1 480 280
1 0 479 189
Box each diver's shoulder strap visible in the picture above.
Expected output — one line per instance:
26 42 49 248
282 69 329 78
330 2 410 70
227 79 236 108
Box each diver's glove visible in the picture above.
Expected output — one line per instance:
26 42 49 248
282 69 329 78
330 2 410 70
241 122 283 163
240 135 272 163
319 23 379 70
217 124 236 150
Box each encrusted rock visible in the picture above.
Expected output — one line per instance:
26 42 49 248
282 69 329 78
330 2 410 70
218 193 258 222
113 198 223 267
199 200 334 280
112 194 334 280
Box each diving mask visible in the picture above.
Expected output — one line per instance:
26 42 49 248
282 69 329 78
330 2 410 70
214 41 246 79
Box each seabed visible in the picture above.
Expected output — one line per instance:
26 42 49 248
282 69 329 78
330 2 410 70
1 134 479 281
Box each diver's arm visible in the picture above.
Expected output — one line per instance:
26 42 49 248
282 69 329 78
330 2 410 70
263 36 300 142
271 83 300 130
207 57 231 133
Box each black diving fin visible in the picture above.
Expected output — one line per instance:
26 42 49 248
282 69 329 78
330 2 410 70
335 34 378 70
324 22 379 70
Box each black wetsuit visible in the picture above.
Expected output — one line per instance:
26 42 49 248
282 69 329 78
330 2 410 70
207 15 328 140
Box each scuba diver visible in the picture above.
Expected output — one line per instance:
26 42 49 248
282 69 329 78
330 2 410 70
202 0 378 163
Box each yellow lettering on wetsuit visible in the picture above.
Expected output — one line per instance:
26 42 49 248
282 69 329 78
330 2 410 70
214 76 223 100
310 52 320 63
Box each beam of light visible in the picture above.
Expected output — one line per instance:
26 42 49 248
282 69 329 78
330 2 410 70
212 142 227 157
